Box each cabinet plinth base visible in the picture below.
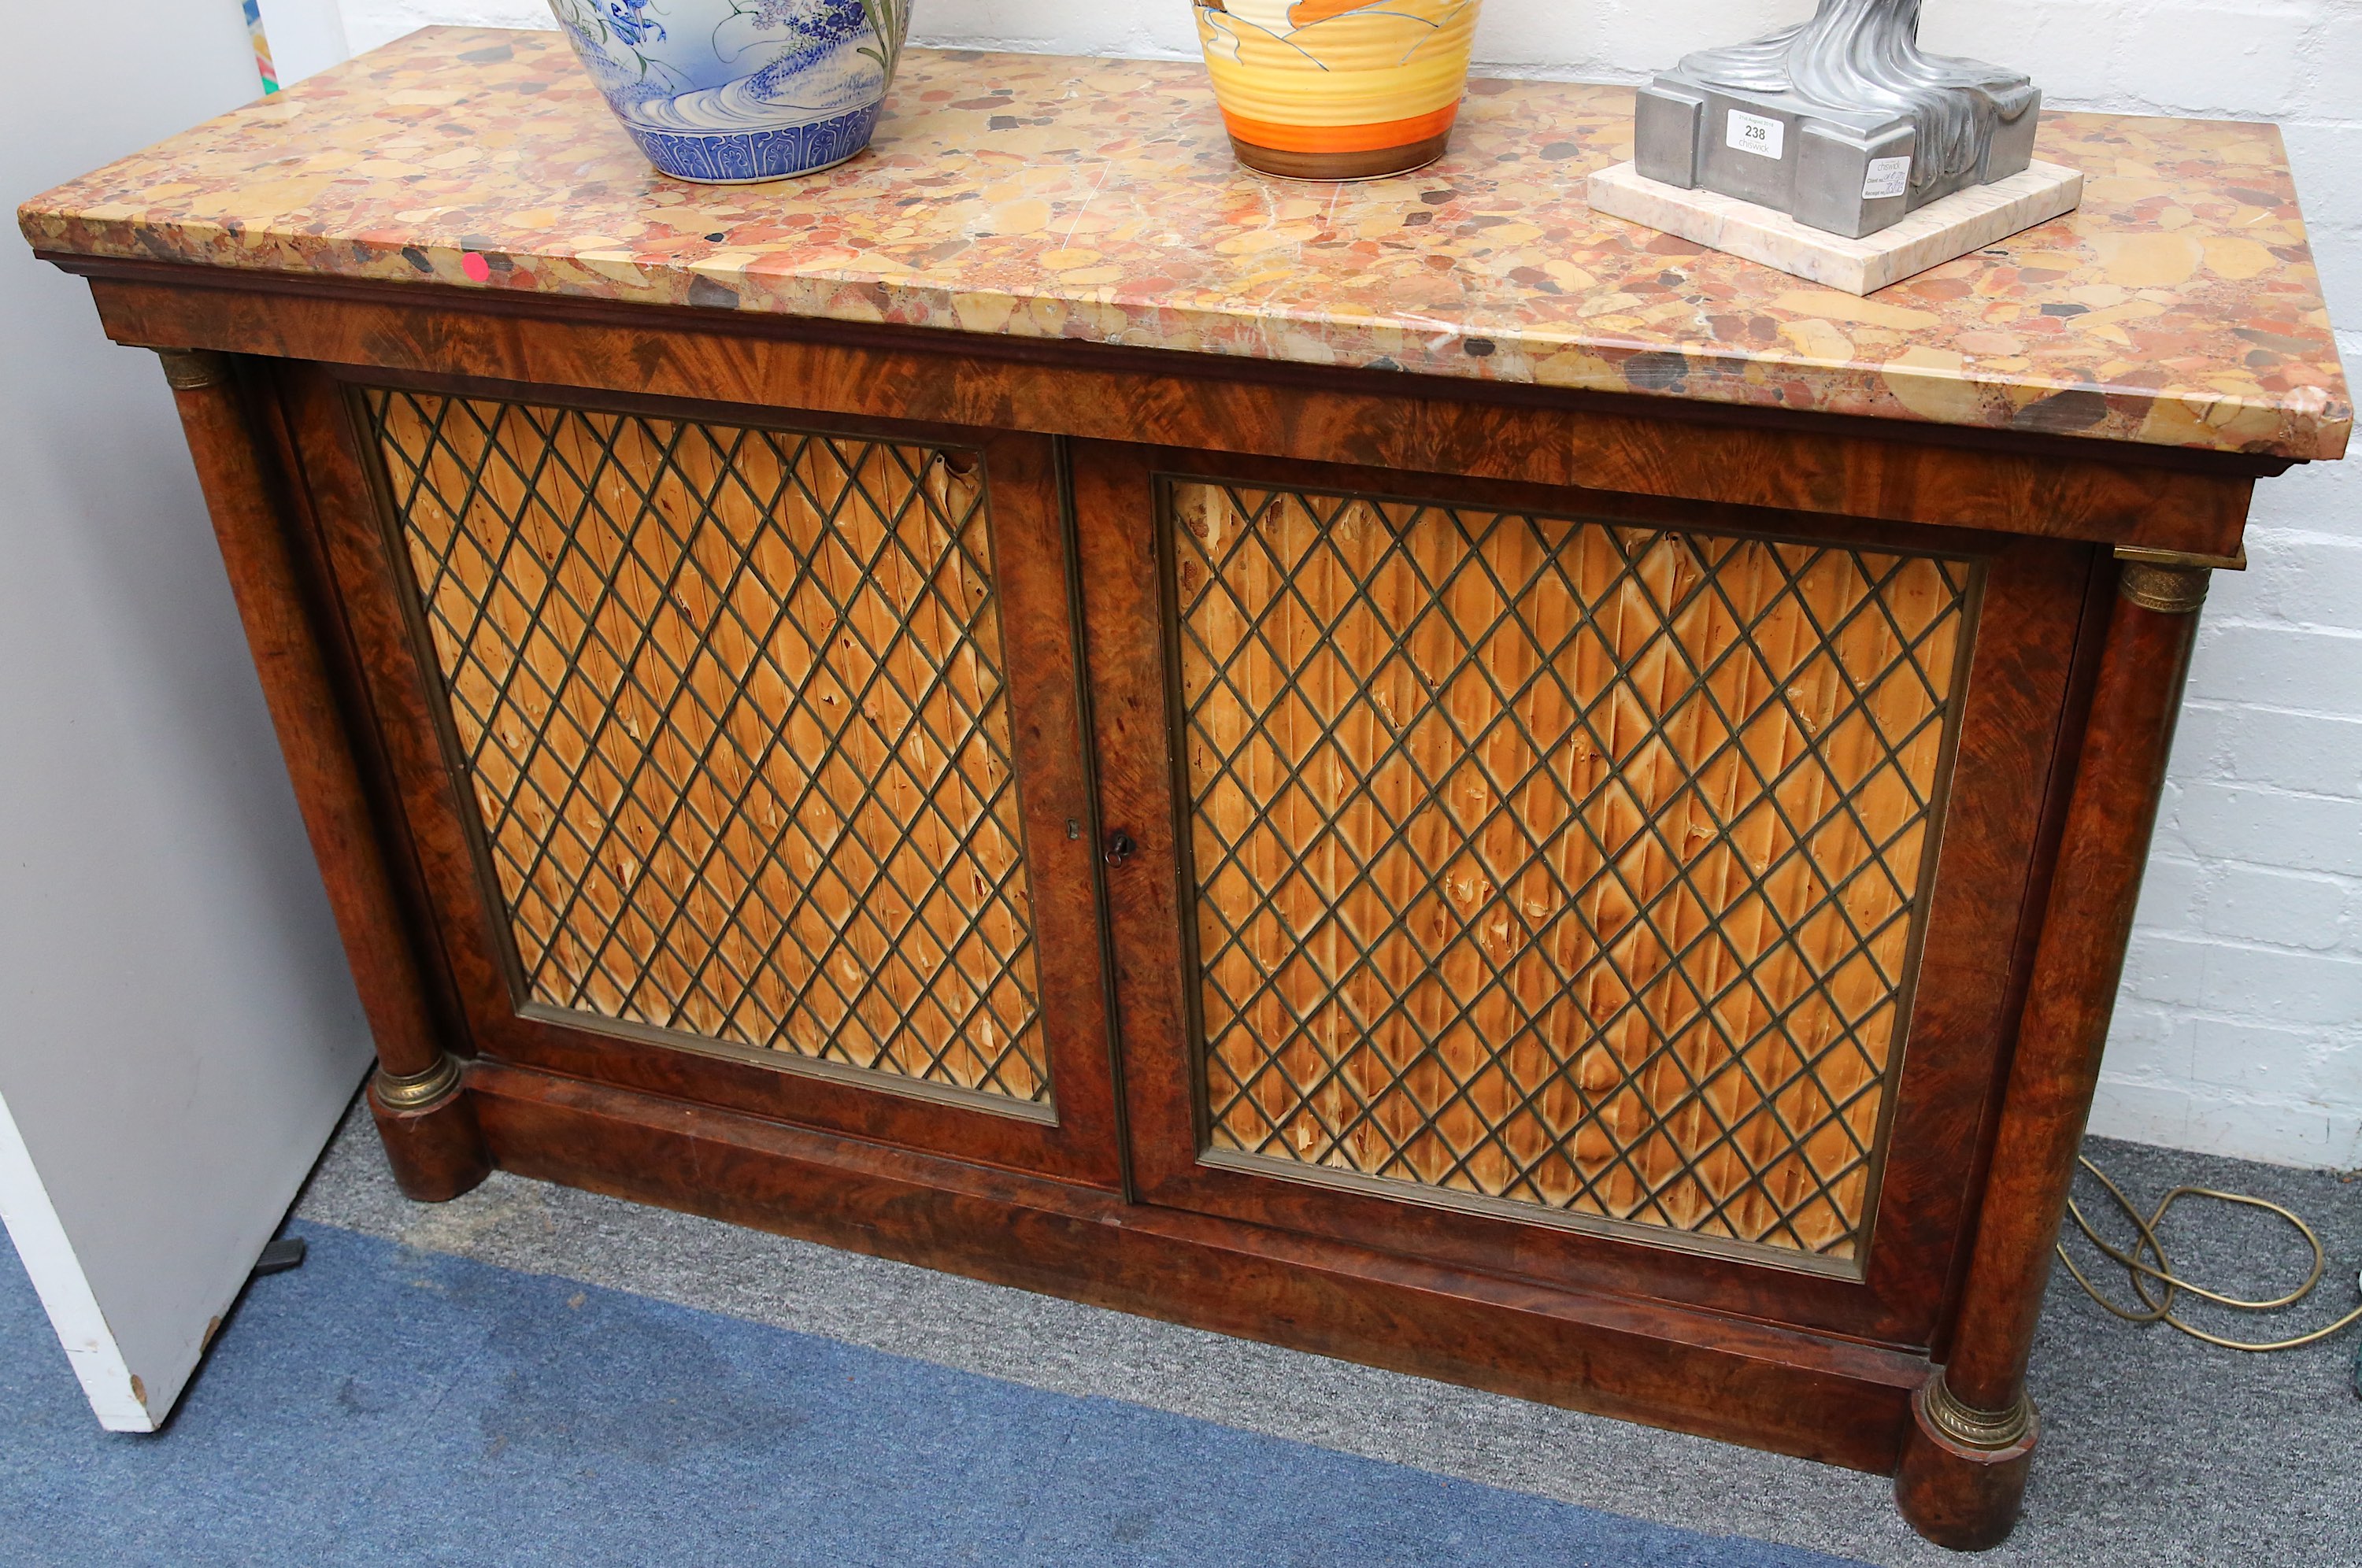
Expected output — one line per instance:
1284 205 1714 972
448 1056 1935 1474
1894 1377 2039 1550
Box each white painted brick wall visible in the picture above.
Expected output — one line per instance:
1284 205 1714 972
334 0 2361 1167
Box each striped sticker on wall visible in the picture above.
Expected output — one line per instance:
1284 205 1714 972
242 0 280 94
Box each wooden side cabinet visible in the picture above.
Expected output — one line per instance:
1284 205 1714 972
40 244 2313 1553
32 34 2351 1546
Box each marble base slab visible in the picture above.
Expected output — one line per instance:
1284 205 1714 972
1587 160 2084 296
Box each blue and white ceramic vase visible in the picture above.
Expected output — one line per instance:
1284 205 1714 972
549 1 912 183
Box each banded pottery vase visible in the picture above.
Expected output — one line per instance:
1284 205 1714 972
1194 0 1483 179
548 0 913 183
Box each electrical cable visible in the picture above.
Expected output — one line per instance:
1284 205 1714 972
2057 1155 2362 1353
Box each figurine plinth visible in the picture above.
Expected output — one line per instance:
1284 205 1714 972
1588 158 2084 295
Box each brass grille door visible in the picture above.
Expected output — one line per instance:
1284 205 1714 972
1077 445 2090 1342
1175 479 1968 1266
304 373 1122 1187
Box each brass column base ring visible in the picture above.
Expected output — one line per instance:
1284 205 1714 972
372 1054 465 1112
1923 1369 2035 1451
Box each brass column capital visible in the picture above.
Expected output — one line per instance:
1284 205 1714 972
154 347 233 390
2113 544 2244 616
2116 559 2212 616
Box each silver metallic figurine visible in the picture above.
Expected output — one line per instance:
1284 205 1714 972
1634 0 2042 239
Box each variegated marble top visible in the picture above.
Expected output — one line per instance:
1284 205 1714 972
19 27 2350 460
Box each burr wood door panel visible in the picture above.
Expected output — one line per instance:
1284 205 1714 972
1075 441 2094 1346
281 365 1125 1189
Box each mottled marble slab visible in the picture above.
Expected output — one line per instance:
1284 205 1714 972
18 28 2350 461
1588 161 2086 298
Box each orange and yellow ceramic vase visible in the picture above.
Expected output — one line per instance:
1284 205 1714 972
1195 1 1484 179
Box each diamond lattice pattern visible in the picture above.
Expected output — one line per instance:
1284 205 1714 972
1175 483 1971 1259
369 390 1049 1103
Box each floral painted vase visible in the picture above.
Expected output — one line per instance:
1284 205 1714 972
1194 1 1483 180
549 1 912 183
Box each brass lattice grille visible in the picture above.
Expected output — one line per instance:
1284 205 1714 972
1172 482 1972 1261
368 389 1049 1104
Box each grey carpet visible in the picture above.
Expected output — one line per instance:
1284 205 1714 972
294 1104 2360 1566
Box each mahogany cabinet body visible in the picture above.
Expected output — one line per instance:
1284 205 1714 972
61 257 2263 1548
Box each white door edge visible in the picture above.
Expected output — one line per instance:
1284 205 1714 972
0 1088 158 1433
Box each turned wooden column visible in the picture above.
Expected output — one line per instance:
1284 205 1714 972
1895 549 2216 1550
152 347 489 1201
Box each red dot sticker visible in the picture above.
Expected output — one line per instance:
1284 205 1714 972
461 252 491 283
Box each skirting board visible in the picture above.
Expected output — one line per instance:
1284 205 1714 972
1587 161 2085 296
